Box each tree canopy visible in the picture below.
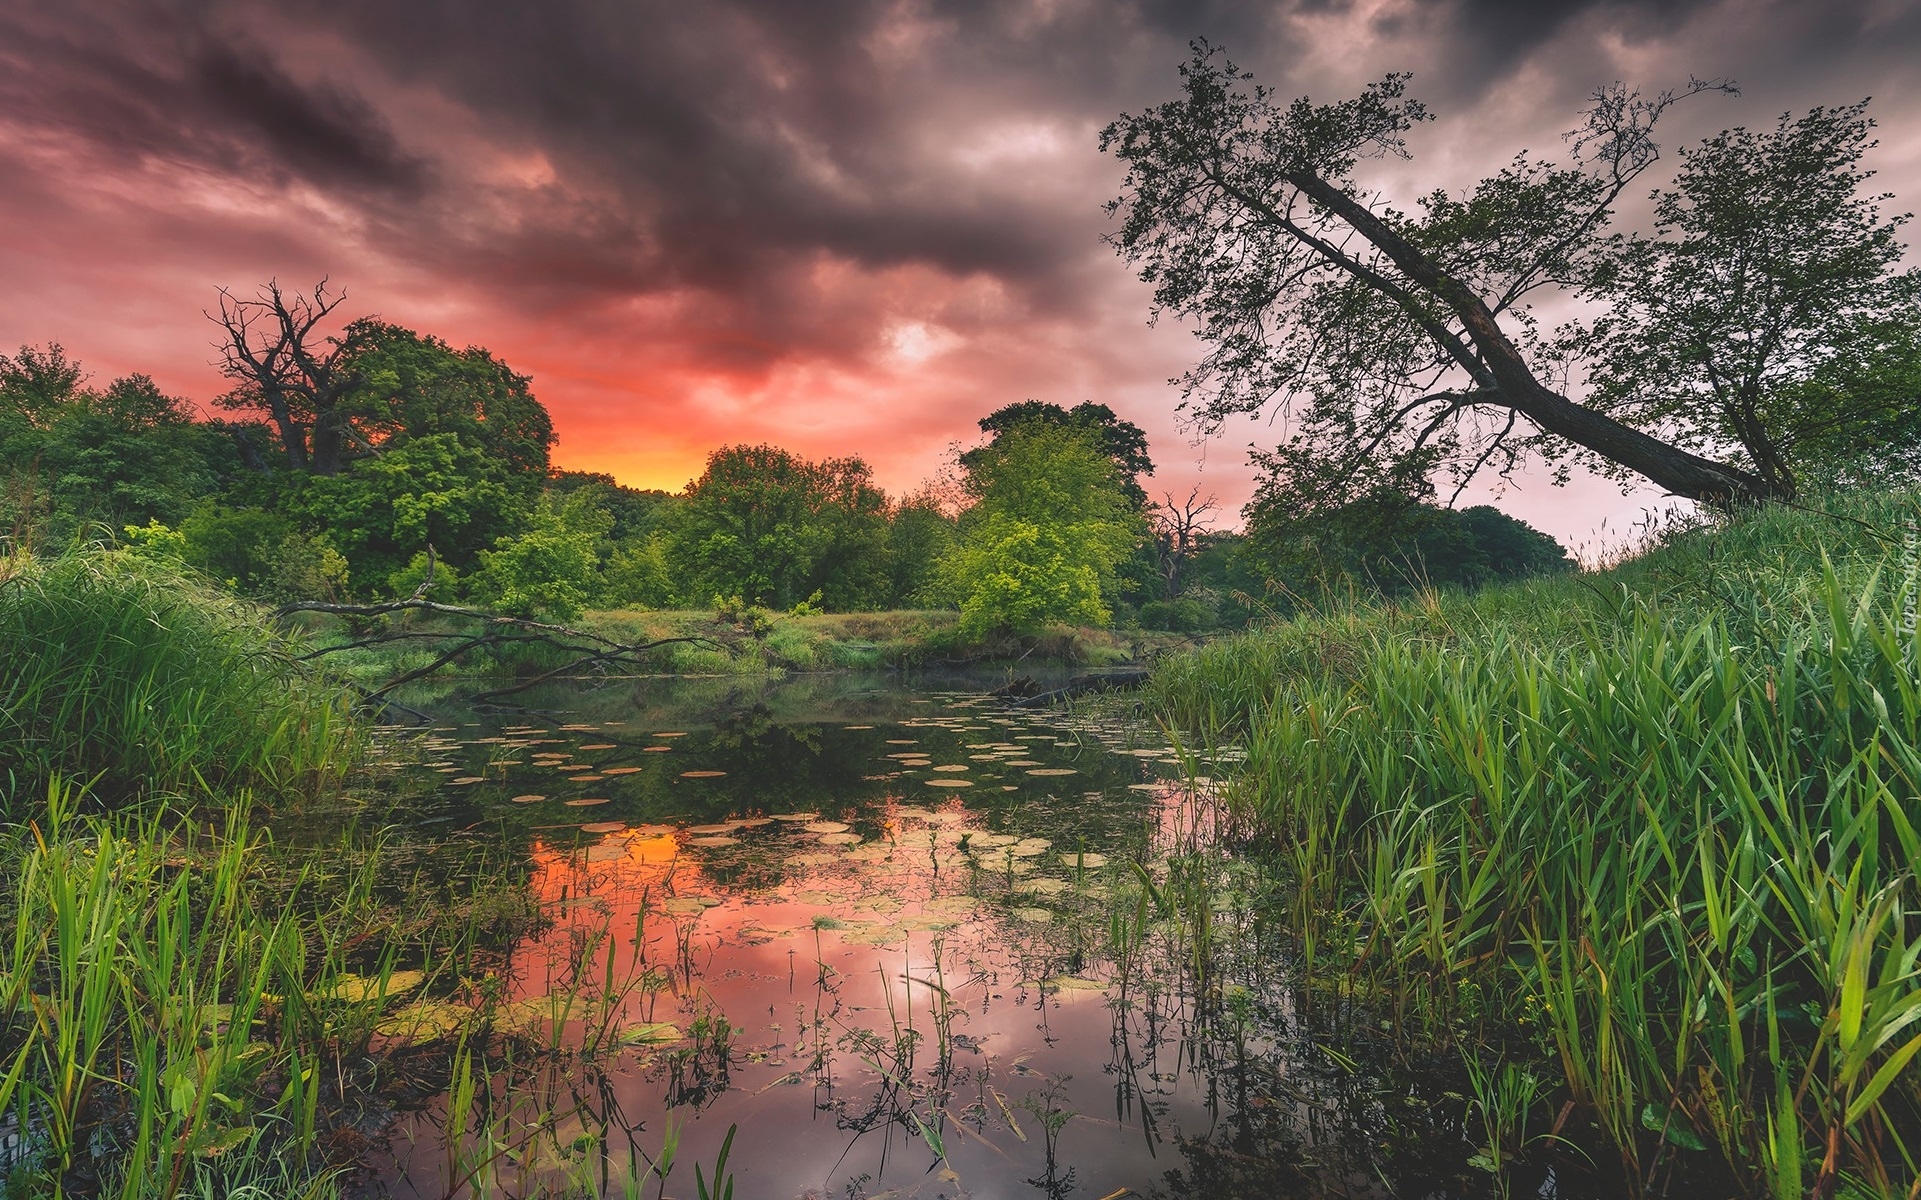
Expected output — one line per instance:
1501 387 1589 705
1101 43 1921 509
938 419 1145 637
962 401 1155 507
666 445 893 611
1584 102 1921 495
0 345 230 536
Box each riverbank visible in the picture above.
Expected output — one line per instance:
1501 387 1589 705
1152 489 1921 1197
293 603 1207 689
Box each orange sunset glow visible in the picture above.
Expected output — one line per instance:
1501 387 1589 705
4 1 1919 544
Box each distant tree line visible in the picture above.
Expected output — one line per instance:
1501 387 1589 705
3 282 1584 636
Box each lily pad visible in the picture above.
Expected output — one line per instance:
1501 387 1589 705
564 797 610 807
602 766 643 775
688 835 739 847
580 821 626 834
377 999 472 1042
510 794 547 804
680 770 727 779
931 764 970 773
618 1021 683 1045
926 779 973 788
578 743 617 751
803 821 850 834
1025 768 1078 776
322 969 425 1003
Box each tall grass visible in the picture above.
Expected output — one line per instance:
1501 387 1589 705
1155 493 1921 1196
2 789 352 1196
0 548 354 810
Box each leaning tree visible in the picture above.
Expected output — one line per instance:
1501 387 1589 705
1100 43 1917 509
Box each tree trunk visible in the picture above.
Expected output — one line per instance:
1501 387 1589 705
310 412 344 476
1512 380 1777 505
1286 169 1786 506
262 392 308 471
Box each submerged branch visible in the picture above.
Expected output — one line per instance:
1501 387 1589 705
275 590 719 709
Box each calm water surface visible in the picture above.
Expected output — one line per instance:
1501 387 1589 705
349 672 1405 1200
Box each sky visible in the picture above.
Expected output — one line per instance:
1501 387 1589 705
2 0 1918 552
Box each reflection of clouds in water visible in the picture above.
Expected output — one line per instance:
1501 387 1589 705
379 680 1261 1197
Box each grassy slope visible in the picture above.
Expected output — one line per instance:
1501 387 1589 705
1152 490 1921 1197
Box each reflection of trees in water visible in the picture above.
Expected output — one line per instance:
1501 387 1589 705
1097 890 1494 1200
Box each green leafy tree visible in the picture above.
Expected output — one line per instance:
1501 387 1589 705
945 515 1111 638
1102 44 1786 508
288 433 525 593
1585 101 1921 496
667 446 892 610
340 320 556 483
600 534 678 609
939 420 1144 636
176 504 350 601
473 490 612 620
0 346 229 536
962 400 1155 507
1245 482 1571 597
211 282 556 486
547 471 676 543
882 489 957 607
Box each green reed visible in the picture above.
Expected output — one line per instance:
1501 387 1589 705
0 547 354 812
1155 493 1921 1196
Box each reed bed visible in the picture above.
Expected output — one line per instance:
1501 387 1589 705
1154 493 1921 1197
0 548 354 812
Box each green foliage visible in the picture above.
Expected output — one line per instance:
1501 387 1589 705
383 549 460 602
473 490 612 620
1138 596 1214 632
547 470 675 543
1244 485 1573 599
0 548 354 809
667 445 891 610
167 503 351 602
946 513 1110 638
599 534 676 610
0 346 232 538
338 319 556 480
288 433 527 591
881 493 956 607
963 400 1154 507
939 420 1144 637
1154 489 1921 1194
1586 100 1921 494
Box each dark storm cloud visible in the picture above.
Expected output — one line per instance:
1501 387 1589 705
193 39 424 190
0 5 420 194
2 0 1918 387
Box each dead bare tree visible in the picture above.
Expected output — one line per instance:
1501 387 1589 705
208 279 366 474
1150 486 1218 597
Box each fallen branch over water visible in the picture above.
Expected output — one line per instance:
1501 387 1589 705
1001 669 1151 708
275 550 716 711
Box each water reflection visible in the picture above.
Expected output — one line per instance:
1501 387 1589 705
358 673 1451 1200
